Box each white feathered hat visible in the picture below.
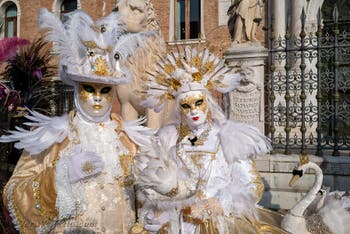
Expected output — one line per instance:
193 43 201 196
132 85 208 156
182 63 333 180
141 46 241 112
38 8 156 86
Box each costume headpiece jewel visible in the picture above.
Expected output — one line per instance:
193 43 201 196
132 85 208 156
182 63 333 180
141 46 241 112
38 8 155 86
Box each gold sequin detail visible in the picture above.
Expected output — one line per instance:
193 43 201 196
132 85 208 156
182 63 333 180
164 187 179 197
130 223 149 234
156 75 167 86
11 183 29 232
170 78 181 91
191 56 202 67
192 72 203 82
166 92 175 100
164 63 175 74
93 56 109 76
81 161 96 174
176 59 183 68
118 154 136 187
32 179 55 221
176 122 191 142
83 40 98 49
203 61 215 73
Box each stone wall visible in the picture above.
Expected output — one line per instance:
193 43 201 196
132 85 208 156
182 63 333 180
0 0 116 41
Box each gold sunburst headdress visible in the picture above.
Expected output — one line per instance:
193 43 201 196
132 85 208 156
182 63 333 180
141 46 241 112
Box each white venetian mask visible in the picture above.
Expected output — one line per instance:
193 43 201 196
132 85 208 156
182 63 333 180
178 91 209 129
77 83 114 118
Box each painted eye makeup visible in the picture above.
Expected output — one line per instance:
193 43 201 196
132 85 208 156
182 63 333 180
83 85 95 93
181 103 191 109
101 87 112 94
195 99 203 106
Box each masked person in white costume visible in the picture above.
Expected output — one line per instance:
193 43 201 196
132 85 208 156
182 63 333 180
0 8 155 234
134 46 279 234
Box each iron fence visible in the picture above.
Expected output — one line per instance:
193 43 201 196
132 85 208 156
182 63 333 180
266 5 350 156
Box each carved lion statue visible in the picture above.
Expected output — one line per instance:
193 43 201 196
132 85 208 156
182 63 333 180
115 0 173 128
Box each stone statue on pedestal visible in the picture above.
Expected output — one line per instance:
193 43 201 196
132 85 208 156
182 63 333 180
227 0 264 44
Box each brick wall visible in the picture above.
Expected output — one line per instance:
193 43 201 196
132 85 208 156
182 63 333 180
5 0 116 41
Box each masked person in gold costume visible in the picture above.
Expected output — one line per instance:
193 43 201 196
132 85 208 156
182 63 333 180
0 8 155 233
135 46 287 234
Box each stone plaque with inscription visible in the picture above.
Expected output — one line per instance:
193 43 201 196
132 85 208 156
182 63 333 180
229 88 260 126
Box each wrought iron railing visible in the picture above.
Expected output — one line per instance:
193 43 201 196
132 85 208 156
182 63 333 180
266 5 350 156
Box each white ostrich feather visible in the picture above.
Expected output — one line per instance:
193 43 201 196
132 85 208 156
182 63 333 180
113 31 157 61
136 138 178 195
214 72 242 93
219 121 272 163
64 9 96 52
0 109 69 155
216 181 258 220
38 8 77 66
318 191 350 234
122 117 154 150
96 11 126 43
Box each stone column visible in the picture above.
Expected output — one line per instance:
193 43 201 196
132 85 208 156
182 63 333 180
273 0 286 39
290 0 304 37
223 44 268 133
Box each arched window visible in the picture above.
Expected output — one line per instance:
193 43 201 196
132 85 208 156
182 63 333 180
60 0 77 21
175 0 201 40
4 3 17 38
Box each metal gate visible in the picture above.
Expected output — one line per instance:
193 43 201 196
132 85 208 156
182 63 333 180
266 4 350 156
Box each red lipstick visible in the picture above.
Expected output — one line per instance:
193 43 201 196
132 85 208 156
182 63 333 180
192 116 199 121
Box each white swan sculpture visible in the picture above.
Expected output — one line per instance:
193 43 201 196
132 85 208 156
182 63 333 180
281 160 350 234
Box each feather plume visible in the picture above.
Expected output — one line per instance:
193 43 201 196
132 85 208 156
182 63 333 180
136 139 178 195
113 31 157 61
96 12 126 45
219 121 272 163
318 191 350 234
122 116 154 150
64 10 97 60
216 181 258 219
0 37 30 63
0 109 69 155
38 8 76 66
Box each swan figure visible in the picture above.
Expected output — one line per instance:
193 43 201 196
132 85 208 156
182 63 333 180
281 160 350 234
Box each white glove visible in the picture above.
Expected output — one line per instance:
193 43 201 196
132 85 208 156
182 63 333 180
144 210 170 232
67 145 104 183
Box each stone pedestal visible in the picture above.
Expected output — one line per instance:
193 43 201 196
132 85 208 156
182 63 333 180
223 44 268 133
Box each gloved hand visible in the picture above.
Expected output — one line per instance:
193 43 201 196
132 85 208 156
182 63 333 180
183 197 223 221
67 145 104 183
144 209 170 233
